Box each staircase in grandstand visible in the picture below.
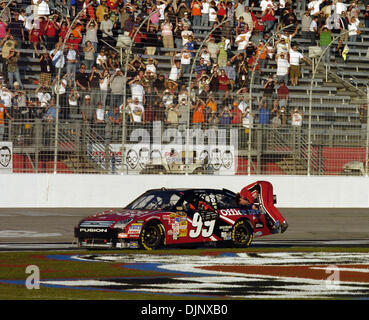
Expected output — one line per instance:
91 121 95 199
58 122 116 174
265 128 323 175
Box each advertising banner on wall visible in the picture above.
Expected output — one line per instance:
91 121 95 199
0 141 12 173
89 143 236 175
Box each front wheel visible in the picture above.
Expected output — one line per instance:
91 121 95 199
231 220 253 248
140 223 164 250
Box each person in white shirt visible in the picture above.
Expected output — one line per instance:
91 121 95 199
180 48 192 75
209 3 218 26
291 108 303 148
260 0 273 12
130 80 145 103
235 26 253 51
335 0 347 16
0 87 12 109
279 0 286 10
200 46 211 64
181 25 193 46
276 38 289 55
308 0 322 16
162 89 174 107
94 102 106 137
237 97 248 114
235 0 245 20
157 0 167 21
276 52 290 84
99 69 110 108
145 58 157 74
201 0 210 27
128 98 144 123
33 0 50 17
36 86 51 108
291 108 303 127
66 45 77 83
50 44 65 70
288 44 309 86
169 56 181 82
348 16 360 42
96 50 108 70
309 16 319 45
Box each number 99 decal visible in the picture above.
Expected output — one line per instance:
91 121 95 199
189 212 216 238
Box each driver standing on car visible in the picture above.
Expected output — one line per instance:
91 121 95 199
240 181 288 233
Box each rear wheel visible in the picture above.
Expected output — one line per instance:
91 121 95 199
231 220 253 248
140 223 164 250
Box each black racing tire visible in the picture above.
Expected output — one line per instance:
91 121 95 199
140 222 164 250
231 219 253 248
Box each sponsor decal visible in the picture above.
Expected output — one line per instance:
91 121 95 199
128 224 143 234
221 232 232 240
129 241 139 248
79 228 108 233
219 209 262 216
80 221 114 228
219 209 242 216
179 229 187 237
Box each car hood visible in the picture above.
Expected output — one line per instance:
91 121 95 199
81 208 165 223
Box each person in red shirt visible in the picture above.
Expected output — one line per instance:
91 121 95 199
261 7 276 33
83 0 96 20
45 15 60 50
38 16 47 42
218 68 230 103
58 19 69 41
216 1 227 23
247 52 261 83
277 80 289 108
129 26 146 53
106 0 119 10
251 11 265 33
30 22 42 55
240 181 288 233
0 103 12 141
231 102 242 125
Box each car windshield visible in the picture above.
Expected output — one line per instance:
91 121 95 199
125 190 183 211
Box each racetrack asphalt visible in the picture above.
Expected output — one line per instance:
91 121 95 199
0 208 368 247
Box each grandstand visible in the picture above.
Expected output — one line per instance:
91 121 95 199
1 0 368 176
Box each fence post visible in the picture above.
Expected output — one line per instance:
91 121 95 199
186 19 230 175
307 29 353 176
54 3 93 174
247 24 293 175
121 9 161 175
365 86 369 177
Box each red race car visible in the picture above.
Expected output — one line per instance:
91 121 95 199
74 184 287 250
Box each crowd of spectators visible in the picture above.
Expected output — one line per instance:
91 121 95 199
0 0 367 143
